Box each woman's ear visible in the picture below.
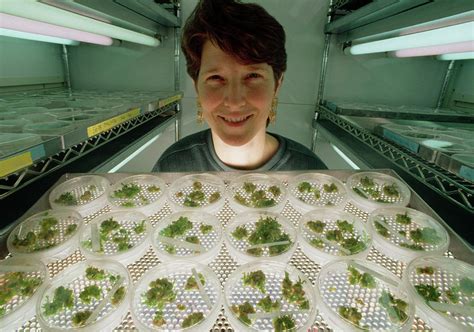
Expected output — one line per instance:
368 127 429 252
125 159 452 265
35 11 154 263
275 74 284 95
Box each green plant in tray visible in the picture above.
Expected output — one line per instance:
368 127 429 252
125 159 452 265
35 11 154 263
323 183 338 193
143 277 176 309
232 226 248 240
54 192 77 206
182 312 204 328
347 266 376 289
0 272 42 316
160 216 193 238
273 314 296 332
282 272 309 309
72 310 92 327
395 212 411 225
242 270 266 294
79 285 101 304
339 306 363 327
85 267 106 281
306 220 325 233
200 223 213 234
232 301 255 326
185 273 206 290
257 295 281 312
415 283 441 303
378 290 408 324
43 286 74 316
113 183 141 199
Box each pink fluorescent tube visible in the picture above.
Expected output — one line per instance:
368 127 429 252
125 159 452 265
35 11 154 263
393 41 474 57
0 13 113 46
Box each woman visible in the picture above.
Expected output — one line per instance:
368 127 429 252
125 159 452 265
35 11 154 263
153 0 326 172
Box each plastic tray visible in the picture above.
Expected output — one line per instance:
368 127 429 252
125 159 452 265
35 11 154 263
79 210 151 265
24 120 75 136
315 259 415 331
224 211 297 264
152 211 222 264
287 173 348 211
224 260 317 332
226 173 287 213
0 132 43 155
298 208 372 265
36 259 130 331
0 257 48 331
167 173 225 213
403 256 474 331
346 172 411 212
6 209 83 263
131 261 222 332
107 174 166 216
49 175 110 217
368 207 449 263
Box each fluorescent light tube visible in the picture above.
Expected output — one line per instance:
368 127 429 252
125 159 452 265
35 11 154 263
330 144 360 170
0 13 113 46
437 52 474 61
345 21 474 55
391 41 474 57
0 0 160 47
0 27 79 45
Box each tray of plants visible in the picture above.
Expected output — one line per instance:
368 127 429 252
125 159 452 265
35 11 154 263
0 170 471 331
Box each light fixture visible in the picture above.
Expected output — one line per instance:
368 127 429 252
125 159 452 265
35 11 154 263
437 52 474 61
0 27 79 45
0 13 113 46
0 0 160 47
391 41 474 58
345 21 474 55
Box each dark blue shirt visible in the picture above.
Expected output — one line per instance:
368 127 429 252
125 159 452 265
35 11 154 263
153 129 327 172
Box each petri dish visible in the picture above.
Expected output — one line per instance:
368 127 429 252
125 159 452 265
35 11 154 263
36 259 130 331
167 173 225 213
7 209 83 263
298 208 372 265
316 258 415 331
49 175 110 217
0 257 48 331
79 210 150 265
368 207 449 263
404 256 474 331
224 211 297 265
107 174 166 216
131 261 222 332
287 173 348 212
224 260 317 332
346 172 411 212
152 211 222 265
227 173 287 213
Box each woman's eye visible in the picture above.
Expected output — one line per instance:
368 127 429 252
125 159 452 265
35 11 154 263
247 73 261 79
207 75 223 81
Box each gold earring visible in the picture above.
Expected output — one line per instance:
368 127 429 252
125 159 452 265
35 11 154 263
269 97 278 124
196 100 204 124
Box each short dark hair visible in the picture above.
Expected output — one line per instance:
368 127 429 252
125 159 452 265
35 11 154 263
181 0 287 83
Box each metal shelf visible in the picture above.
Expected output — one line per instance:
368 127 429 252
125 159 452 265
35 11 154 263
0 101 180 200
317 105 474 213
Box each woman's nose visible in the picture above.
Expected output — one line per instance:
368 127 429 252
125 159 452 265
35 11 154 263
223 80 246 109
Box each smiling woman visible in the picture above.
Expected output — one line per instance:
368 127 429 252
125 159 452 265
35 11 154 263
153 0 326 172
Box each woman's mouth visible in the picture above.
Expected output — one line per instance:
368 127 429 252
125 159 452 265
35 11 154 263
219 114 252 126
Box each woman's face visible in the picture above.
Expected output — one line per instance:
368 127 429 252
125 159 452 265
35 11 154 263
195 40 281 146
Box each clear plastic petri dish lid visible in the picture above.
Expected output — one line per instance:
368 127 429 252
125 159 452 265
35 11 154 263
131 260 222 332
167 173 225 213
0 132 43 154
403 256 474 331
368 207 449 263
79 210 151 265
7 209 83 263
224 210 297 265
298 208 372 265
346 172 411 212
49 175 110 217
224 260 317 332
0 257 49 331
36 259 130 331
226 173 287 213
315 258 415 331
107 174 166 216
23 120 75 135
152 211 222 265
287 173 348 212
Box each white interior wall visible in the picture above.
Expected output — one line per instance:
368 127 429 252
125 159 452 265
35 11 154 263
0 36 64 87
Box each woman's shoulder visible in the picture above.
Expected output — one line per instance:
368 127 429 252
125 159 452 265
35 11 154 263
162 129 210 155
272 133 327 169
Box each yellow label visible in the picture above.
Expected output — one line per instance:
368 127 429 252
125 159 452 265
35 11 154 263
87 108 140 137
0 152 33 177
158 94 181 108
